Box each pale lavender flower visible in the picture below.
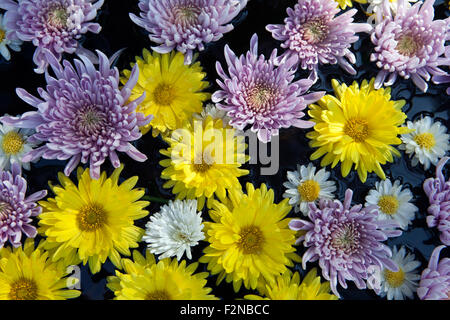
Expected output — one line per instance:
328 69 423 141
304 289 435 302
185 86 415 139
432 46 450 95
289 189 402 298
266 0 371 81
129 0 248 65
423 157 450 246
0 162 47 248
417 245 450 300
0 0 104 73
0 49 152 180
370 0 450 92
212 33 324 143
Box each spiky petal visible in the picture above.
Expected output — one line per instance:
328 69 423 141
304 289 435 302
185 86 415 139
417 245 450 300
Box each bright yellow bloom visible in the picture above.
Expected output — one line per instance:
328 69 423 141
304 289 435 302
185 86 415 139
245 268 338 300
335 0 367 9
121 49 210 137
107 250 217 300
200 183 300 292
307 78 412 183
159 115 249 210
0 239 80 300
38 165 149 274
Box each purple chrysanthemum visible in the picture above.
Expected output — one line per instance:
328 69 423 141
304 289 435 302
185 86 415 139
0 162 46 248
0 0 104 73
432 46 450 95
211 33 324 143
370 0 450 92
417 245 450 300
266 0 371 81
289 189 402 298
129 0 247 65
0 49 152 180
423 156 450 246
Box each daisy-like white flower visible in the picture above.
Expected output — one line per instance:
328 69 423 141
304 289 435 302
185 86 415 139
417 245 450 300
283 163 336 215
366 0 417 24
373 245 421 300
0 123 37 171
0 13 21 61
193 103 231 126
399 117 449 170
365 179 418 231
129 0 248 64
142 200 205 260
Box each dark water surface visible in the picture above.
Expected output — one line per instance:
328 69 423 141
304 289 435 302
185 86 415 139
0 0 449 300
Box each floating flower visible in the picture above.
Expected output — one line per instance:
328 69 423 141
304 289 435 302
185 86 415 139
106 250 217 300
307 78 411 183
0 50 152 179
0 0 104 73
370 0 450 92
245 268 338 300
365 179 418 231
423 157 450 246
193 103 231 126
373 245 421 300
200 183 300 292
129 0 247 64
266 0 371 81
0 123 37 171
142 199 205 260
121 49 210 137
283 163 336 215
0 162 46 248
289 189 402 297
0 239 80 300
159 116 249 210
366 0 418 24
335 0 367 10
212 33 324 143
399 116 449 170
38 165 149 274
432 46 450 95
0 13 21 61
417 245 450 300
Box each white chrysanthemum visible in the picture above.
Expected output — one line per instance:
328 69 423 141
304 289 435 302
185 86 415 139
365 179 417 230
366 0 417 24
0 123 37 170
399 117 449 170
193 103 232 126
142 199 205 260
0 14 22 61
377 246 421 300
283 163 336 215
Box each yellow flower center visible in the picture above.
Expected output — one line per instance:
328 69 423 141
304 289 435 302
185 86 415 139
9 278 38 300
297 180 320 202
384 268 405 288
414 132 436 150
192 163 212 173
146 290 171 300
77 203 107 231
0 201 12 221
0 29 5 42
153 83 175 106
1 131 24 155
237 225 264 254
47 5 69 28
303 19 329 44
377 195 399 215
344 118 370 142
396 34 422 57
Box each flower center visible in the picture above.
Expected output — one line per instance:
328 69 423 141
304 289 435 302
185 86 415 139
384 268 405 288
192 163 212 173
396 34 422 57
9 278 38 300
75 106 107 134
297 180 320 202
331 223 360 252
237 225 264 254
302 19 329 44
0 29 5 42
246 85 277 111
377 195 399 215
47 5 69 29
414 132 436 150
1 131 24 155
0 201 12 221
344 118 370 142
146 290 171 300
77 203 107 232
153 83 175 106
173 5 201 26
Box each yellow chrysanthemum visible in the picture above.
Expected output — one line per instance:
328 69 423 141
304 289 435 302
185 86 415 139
107 250 217 300
245 268 338 300
38 165 150 274
199 183 300 292
335 0 367 9
0 239 80 300
159 115 249 210
307 78 412 183
121 49 210 137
